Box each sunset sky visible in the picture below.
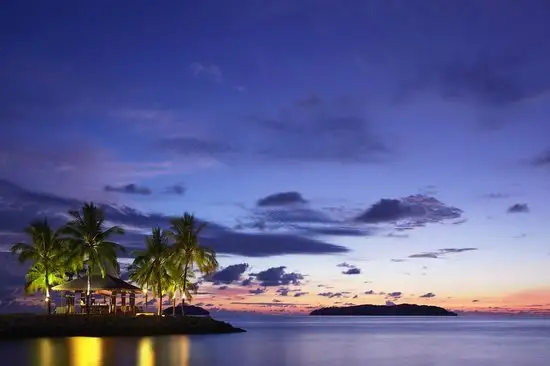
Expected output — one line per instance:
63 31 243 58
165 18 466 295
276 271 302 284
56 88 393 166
1 0 550 314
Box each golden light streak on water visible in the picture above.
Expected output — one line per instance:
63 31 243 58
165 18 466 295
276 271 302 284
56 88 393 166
69 337 102 366
169 336 190 366
37 338 54 366
138 337 155 366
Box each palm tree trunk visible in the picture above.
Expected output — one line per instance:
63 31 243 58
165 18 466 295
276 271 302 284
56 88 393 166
157 278 162 316
172 296 176 315
45 270 51 315
144 289 148 311
86 264 91 315
181 261 189 316
178 289 182 317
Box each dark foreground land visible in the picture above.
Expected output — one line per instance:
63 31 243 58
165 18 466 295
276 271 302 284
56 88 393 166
0 314 245 339
310 303 458 316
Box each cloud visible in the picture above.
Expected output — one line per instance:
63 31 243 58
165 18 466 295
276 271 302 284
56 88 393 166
531 149 550 167
387 292 402 299
420 293 436 298
482 193 511 199
318 292 343 298
387 232 410 239
336 262 354 268
356 195 462 228
409 247 478 259
385 301 396 306
364 290 375 295
104 183 152 195
218 286 228 290
257 192 307 207
342 267 361 275
391 259 406 263
0 180 349 257
251 266 304 287
249 95 392 163
189 62 223 83
408 51 550 110
238 191 370 239
294 292 308 297
207 263 249 284
156 136 233 157
164 184 185 195
0 137 186 200
241 278 252 287
276 288 290 296
472 300 480 303
248 287 266 295
234 85 247 93
507 203 529 213
295 94 323 108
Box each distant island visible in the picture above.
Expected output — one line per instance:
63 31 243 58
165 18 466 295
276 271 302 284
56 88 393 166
162 304 210 316
310 304 457 316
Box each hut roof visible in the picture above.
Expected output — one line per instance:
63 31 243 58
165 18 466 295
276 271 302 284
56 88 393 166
52 275 141 292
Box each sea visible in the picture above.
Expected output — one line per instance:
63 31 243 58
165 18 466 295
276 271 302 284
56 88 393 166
1 315 549 366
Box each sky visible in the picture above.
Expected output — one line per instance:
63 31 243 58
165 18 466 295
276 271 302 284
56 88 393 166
1 0 550 315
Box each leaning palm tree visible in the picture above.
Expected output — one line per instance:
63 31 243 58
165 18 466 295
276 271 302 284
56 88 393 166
168 213 218 315
10 219 68 314
129 227 171 316
165 261 199 315
63 202 125 314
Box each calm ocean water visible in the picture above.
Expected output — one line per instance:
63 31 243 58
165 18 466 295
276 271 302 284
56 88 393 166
1 316 549 366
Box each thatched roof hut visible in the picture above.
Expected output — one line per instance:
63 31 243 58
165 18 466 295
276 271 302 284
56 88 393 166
52 275 141 293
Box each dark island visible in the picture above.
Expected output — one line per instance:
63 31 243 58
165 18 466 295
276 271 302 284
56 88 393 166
310 303 457 316
162 304 210 316
0 315 245 339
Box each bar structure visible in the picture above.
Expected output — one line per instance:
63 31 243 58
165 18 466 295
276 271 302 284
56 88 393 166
52 275 142 315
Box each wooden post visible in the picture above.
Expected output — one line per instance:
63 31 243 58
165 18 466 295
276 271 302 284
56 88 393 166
129 293 136 315
110 291 117 315
121 292 127 314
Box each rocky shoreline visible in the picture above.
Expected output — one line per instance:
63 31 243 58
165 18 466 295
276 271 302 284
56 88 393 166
0 314 245 339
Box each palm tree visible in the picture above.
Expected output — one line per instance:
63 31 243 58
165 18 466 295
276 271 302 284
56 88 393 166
10 219 68 314
63 202 125 314
165 261 199 315
168 213 218 315
128 228 171 316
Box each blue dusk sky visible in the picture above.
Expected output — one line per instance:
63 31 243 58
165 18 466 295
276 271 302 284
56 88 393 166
1 0 550 313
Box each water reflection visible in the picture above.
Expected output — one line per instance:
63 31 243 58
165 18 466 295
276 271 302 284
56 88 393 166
37 339 54 366
138 337 155 366
169 336 189 366
28 335 190 366
69 337 102 366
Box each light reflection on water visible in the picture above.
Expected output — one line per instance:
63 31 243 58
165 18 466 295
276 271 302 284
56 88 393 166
137 338 154 366
30 335 190 366
5 317 550 366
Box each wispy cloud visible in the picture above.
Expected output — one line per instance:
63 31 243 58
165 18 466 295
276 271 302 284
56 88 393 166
531 148 550 167
164 183 185 195
104 183 152 195
409 247 477 259
189 62 223 83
